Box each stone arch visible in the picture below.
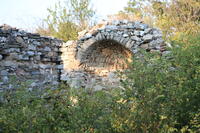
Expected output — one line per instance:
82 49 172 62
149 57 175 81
61 20 166 88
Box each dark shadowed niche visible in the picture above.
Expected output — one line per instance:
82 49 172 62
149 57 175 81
79 39 133 76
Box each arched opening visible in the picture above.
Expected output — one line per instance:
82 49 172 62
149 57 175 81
79 39 133 76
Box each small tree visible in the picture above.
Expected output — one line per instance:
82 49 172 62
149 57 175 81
152 0 200 39
36 0 95 41
124 0 143 17
108 0 155 27
69 0 95 30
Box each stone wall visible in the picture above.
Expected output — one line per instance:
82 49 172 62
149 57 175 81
0 25 62 90
61 20 168 90
0 20 170 90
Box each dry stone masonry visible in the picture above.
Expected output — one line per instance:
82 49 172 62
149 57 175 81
0 24 62 90
61 20 167 89
0 20 169 90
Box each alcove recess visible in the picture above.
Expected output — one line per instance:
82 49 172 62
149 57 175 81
79 39 133 76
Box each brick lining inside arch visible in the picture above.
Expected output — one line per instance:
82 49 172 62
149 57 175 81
79 39 133 76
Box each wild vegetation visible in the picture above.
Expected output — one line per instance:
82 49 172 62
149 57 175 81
36 0 95 41
0 0 200 132
0 34 200 132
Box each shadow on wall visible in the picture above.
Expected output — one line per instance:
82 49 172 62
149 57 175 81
79 39 133 76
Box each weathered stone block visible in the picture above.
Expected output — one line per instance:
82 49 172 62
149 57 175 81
19 55 29 60
27 51 35 56
16 36 24 44
0 70 8 76
143 34 153 42
131 36 141 42
44 46 51 52
28 45 36 50
0 54 2 60
140 44 149 49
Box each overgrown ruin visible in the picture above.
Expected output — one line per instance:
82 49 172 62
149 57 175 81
0 20 168 90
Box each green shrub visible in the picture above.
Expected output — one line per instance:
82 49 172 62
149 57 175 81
114 34 200 132
0 34 199 133
0 85 117 133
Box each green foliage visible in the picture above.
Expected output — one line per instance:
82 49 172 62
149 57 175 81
116 34 200 132
0 35 200 132
111 0 154 25
152 0 200 40
124 0 143 17
36 0 95 41
0 85 116 133
69 0 95 30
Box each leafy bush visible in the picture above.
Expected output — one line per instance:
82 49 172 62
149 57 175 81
0 34 199 132
115 34 200 132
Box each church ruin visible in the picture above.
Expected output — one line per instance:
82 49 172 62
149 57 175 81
0 20 167 90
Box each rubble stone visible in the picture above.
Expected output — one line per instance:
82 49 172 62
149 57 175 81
0 20 167 90
62 20 166 90
0 24 62 90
